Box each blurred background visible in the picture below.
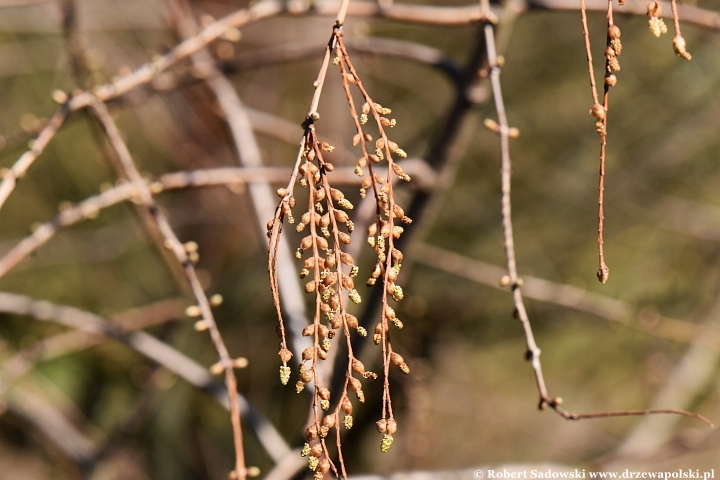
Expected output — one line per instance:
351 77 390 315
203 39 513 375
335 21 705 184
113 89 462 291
0 0 719 478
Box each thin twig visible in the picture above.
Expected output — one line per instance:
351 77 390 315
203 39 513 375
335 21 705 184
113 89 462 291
88 101 247 479
485 20 551 409
168 0 314 375
483 19 712 428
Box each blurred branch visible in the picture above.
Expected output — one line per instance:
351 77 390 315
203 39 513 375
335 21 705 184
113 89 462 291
88 100 249 478
263 449 307 480
0 291 291 464
0 298 185 396
0 0 717 31
168 0 314 372
0 159 440 280
614 295 720 459
6 386 98 464
225 36 463 89
656 196 720 243
2 0 715 216
59 0 90 86
0 0 285 214
345 23 490 398
414 243 720 348
415 243 631 322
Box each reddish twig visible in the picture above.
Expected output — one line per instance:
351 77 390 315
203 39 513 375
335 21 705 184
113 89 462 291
484 17 712 428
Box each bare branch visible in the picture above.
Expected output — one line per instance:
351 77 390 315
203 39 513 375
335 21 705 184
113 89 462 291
0 291 291 463
88 101 248 479
482 19 712 428
616 295 720 458
6 386 98 463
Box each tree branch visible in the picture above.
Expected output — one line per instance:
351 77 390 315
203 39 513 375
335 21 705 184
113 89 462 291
0 291 291 464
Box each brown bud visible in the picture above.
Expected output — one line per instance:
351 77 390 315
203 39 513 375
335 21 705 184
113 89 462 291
342 276 355 290
338 232 351 244
309 444 323 458
341 398 353 415
279 348 293 363
340 252 354 265
318 324 329 338
608 25 621 40
305 424 318 441
302 347 315 360
590 103 605 121
319 387 330 400
302 325 316 336
386 419 398 435
318 458 330 474
300 368 313 383
314 188 326 202
387 267 398 283
322 272 337 287
300 236 312 251
605 74 617 87
325 253 336 268
349 377 362 392
352 359 365 375
330 188 344 201
390 352 405 367
376 419 387 433
316 237 328 250
322 413 336 428
646 0 662 17
673 35 692 60
345 314 359 329
334 210 349 223
305 281 316 293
